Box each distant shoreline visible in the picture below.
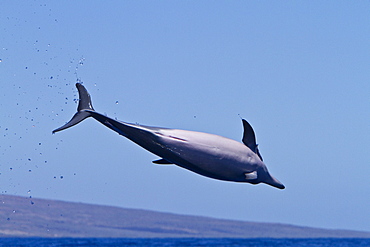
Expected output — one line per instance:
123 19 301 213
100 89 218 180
1 195 369 238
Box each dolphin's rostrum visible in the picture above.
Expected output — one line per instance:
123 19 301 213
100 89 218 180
53 83 285 189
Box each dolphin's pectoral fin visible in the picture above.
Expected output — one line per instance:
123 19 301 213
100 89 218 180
152 158 173 164
241 119 263 161
245 171 258 180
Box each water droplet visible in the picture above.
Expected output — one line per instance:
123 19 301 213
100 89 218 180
115 101 119 104
30 201 34 205
0 59 2 62
60 176 63 179
78 58 85 65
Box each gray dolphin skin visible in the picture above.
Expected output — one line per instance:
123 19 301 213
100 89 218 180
53 83 285 189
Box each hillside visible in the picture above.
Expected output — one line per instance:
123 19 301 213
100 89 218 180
0 194 369 238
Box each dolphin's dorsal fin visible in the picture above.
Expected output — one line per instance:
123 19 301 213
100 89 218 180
152 158 173 164
242 119 263 161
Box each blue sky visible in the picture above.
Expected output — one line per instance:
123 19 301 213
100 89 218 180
1 1 369 232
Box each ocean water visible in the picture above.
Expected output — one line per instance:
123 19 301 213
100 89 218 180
0 238 370 247
0 238 369 247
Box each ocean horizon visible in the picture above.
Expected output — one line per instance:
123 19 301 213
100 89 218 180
0 238 369 247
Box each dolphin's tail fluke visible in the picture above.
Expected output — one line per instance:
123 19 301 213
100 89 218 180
52 83 95 133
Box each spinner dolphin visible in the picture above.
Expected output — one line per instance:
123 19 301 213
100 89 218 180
53 83 285 189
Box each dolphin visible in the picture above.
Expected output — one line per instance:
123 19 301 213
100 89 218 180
53 83 285 189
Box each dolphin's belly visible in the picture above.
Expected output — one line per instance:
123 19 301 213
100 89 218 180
154 129 259 181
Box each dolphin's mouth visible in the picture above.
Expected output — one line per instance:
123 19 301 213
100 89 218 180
263 175 285 190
